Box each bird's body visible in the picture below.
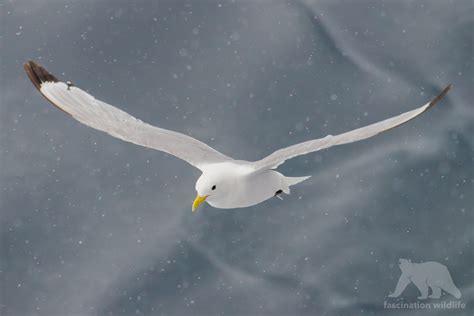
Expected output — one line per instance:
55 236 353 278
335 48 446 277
197 162 309 208
23 61 451 211
199 162 280 209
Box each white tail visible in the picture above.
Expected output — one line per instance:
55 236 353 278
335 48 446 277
282 175 311 194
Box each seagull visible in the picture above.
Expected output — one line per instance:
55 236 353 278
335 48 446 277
24 61 451 212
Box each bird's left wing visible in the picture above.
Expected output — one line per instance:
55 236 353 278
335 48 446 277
251 85 451 171
24 61 232 170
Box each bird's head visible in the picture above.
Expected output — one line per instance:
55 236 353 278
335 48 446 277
193 172 227 212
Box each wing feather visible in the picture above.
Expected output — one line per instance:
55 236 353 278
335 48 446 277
251 85 451 171
24 61 231 170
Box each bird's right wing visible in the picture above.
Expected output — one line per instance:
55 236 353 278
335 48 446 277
24 61 232 170
251 85 451 171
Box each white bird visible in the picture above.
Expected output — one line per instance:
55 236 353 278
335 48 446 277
24 61 451 211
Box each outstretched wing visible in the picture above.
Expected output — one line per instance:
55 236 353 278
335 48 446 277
251 85 451 171
24 61 232 170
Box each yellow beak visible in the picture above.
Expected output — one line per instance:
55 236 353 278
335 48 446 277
192 194 208 212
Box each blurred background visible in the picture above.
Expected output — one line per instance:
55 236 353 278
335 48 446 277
1 1 473 315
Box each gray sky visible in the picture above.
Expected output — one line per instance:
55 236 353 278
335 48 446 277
1 1 473 315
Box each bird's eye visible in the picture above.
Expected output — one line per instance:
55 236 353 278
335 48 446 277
211 185 216 190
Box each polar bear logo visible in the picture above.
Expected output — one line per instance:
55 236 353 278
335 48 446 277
388 259 461 300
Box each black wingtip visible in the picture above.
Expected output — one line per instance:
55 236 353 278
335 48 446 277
24 60 59 91
428 84 452 109
23 61 72 116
